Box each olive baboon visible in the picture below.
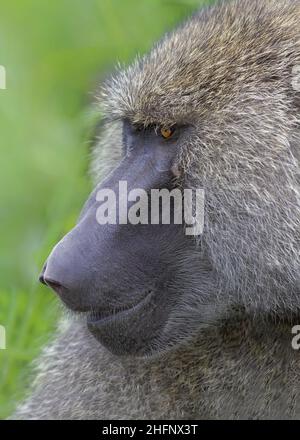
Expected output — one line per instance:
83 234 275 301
14 0 300 419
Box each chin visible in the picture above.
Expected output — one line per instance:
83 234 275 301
86 292 171 357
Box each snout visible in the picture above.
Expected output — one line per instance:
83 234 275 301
38 234 91 311
38 208 165 314
38 151 187 319
39 261 72 302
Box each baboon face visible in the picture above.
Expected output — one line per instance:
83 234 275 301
39 120 211 357
40 0 300 356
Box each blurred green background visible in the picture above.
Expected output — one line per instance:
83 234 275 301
0 0 211 418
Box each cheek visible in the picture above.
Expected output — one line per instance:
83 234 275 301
150 144 179 173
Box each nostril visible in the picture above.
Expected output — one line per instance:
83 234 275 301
44 277 66 295
39 273 47 285
38 263 47 285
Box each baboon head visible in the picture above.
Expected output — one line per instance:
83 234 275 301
40 0 300 357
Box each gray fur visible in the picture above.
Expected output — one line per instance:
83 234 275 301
14 0 300 419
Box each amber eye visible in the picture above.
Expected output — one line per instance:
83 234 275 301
160 126 175 139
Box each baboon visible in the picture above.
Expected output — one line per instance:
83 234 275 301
14 0 300 419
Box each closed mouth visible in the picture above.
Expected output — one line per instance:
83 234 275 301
86 290 153 326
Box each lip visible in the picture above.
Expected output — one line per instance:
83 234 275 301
86 291 153 327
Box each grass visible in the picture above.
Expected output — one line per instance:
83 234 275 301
0 0 211 418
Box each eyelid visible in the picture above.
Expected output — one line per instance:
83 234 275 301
127 121 180 139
